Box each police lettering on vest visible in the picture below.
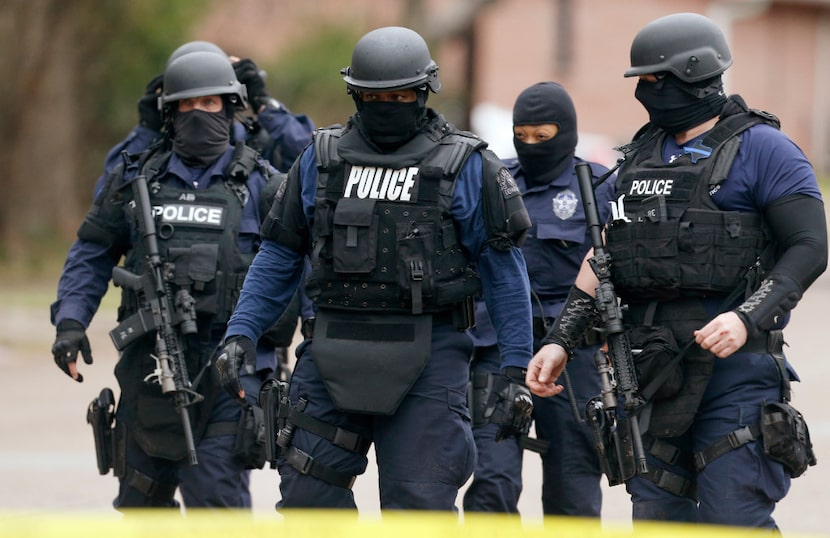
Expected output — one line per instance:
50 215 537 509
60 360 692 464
343 165 420 201
627 178 674 196
152 204 226 227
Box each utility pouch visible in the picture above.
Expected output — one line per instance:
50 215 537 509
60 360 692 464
233 402 267 470
86 388 116 475
629 326 683 401
761 401 817 478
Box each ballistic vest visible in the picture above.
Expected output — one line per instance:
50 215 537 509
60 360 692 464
306 125 484 314
607 96 779 301
119 144 260 327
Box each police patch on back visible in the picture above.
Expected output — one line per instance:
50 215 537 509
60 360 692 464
343 165 420 201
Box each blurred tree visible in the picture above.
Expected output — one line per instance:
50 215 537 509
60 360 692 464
0 0 495 279
0 0 203 276
265 24 361 129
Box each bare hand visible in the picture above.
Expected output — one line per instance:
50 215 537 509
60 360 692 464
525 343 568 397
694 311 748 358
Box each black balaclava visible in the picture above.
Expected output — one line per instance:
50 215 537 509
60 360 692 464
172 99 233 167
635 74 728 135
353 89 429 151
512 82 578 186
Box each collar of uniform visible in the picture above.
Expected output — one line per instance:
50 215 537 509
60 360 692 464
167 146 236 189
514 157 577 194
337 109 446 168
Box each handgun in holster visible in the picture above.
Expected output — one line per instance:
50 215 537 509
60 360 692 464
86 387 116 475
259 378 291 469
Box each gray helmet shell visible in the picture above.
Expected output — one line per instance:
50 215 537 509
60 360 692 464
160 50 247 111
624 12 732 82
165 40 226 69
341 26 440 93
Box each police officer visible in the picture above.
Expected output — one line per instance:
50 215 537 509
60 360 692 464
99 40 314 183
51 49 282 509
97 40 314 375
528 12 827 529
216 26 535 511
463 82 611 515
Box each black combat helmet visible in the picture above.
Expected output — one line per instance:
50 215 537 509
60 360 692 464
624 12 733 83
165 40 227 69
341 26 441 93
159 50 248 116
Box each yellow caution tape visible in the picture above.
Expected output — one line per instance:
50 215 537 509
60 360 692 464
0 510 826 538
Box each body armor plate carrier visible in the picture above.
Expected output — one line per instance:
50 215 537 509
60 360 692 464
608 95 779 301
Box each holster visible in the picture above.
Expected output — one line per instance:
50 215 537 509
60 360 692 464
761 330 817 478
762 401 817 478
259 377 290 469
585 397 637 486
86 388 117 475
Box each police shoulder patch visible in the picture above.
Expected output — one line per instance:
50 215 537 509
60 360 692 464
497 167 520 199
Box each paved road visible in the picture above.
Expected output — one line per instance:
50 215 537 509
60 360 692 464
1 275 828 535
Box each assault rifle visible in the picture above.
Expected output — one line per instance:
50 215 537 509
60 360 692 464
109 151 203 465
575 162 648 484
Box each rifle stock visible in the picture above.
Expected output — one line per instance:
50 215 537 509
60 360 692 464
575 162 648 480
109 152 203 465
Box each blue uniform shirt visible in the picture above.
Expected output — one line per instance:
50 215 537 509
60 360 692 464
226 143 534 371
469 156 615 347
663 123 821 209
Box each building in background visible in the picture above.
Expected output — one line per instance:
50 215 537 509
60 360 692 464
182 0 830 174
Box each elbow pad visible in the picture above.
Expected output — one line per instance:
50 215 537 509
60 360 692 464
541 287 600 358
480 150 531 250
260 164 309 253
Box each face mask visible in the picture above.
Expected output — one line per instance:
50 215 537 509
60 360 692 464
511 82 578 185
172 109 231 167
514 135 576 186
635 75 727 135
356 101 425 148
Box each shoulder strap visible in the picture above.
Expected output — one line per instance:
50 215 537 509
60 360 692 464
428 131 487 213
703 98 780 188
224 141 261 184
314 126 344 170
139 145 172 184
439 130 487 176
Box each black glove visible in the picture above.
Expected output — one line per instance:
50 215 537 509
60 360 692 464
495 367 533 441
137 74 164 132
232 58 269 111
52 319 93 383
216 335 257 400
